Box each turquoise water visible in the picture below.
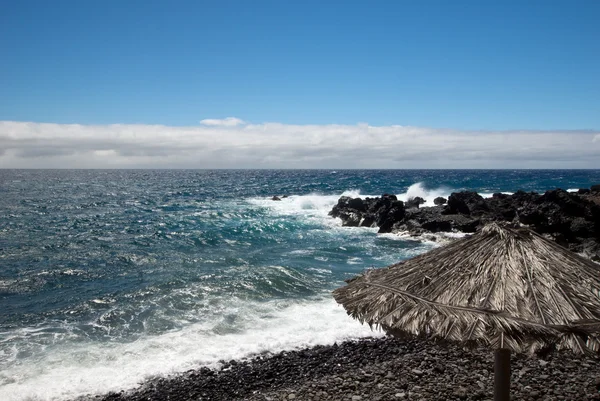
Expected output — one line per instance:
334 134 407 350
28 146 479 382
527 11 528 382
1 169 599 400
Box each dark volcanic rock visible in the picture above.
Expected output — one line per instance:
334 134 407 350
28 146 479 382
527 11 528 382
405 196 426 209
433 197 447 205
444 191 487 215
330 195 405 231
371 197 405 227
330 196 366 214
329 186 600 257
580 238 600 261
483 190 538 222
539 189 589 218
518 189 599 240
330 196 367 227
421 214 480 233
377 201 406 233
341 212 362 227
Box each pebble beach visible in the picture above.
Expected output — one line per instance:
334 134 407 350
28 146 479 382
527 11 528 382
93 336 600 401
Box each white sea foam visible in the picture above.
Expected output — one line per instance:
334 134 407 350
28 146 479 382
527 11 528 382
248 190 373 230
395 182 452 207
248 183 495 248
250 190 364 217
382 230 469 247
0 297 380 401
249 184 520 250
251 183 460 219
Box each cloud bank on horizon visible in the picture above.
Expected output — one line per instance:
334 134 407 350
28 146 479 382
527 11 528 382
0 119 598 169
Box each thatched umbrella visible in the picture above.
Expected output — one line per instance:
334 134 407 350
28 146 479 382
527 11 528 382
333 223 600 401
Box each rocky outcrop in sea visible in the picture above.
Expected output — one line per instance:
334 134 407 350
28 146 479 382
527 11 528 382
329 186 600 261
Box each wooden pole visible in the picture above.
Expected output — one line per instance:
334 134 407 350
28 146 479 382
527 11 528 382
494 348 511 401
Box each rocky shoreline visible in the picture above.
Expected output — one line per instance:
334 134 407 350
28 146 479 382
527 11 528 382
83 185 600 401
89 336 599 401
330 185 600 261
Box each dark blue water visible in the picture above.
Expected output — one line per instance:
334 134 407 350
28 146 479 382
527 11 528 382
1 169 599 400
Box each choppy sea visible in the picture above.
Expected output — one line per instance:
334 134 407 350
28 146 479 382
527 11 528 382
1 169 599 401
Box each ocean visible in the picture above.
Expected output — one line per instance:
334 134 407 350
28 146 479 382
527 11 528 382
1 169 599 401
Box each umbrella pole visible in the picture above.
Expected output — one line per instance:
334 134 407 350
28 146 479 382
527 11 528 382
494 347 511 401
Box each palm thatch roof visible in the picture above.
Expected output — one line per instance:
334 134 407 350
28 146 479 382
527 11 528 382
333 223 600 353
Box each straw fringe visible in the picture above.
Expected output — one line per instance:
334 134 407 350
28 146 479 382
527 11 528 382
333 223 600 353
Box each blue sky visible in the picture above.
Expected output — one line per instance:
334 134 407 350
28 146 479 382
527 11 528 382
2 0 599 129
1 1 599 168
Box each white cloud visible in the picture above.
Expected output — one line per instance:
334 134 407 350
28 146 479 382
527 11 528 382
0 120 599 168
199 117 246 127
